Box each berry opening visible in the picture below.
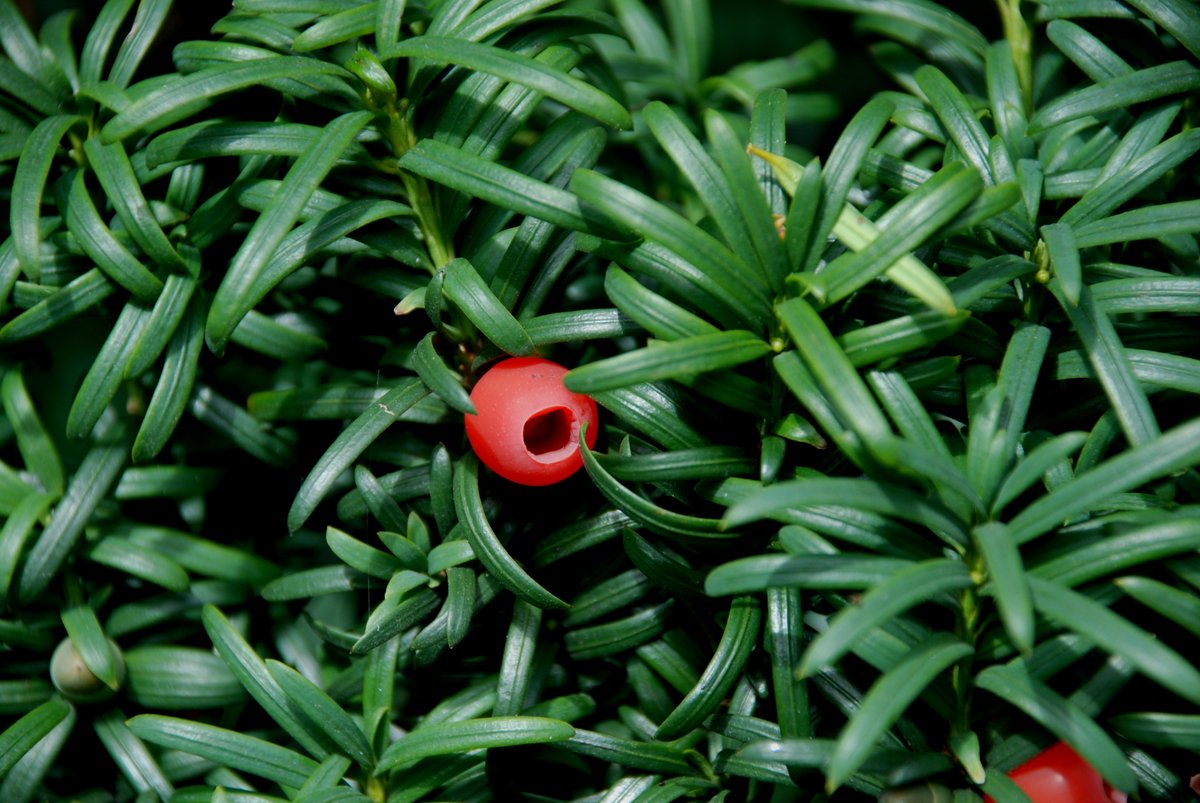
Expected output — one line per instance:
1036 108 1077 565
523 407 574 459
1104 782 1127 803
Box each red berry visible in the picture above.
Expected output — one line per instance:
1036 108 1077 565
464 357 598 486
985 742 1127 803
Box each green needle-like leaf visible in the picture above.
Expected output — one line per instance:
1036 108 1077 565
1 366 63 498
61 602 120 689
571 168 771 329
969 322 1051 507
973 522 1034 654
79 0 135 86
293 4 375 52
207 110 371 351
1030 576 1200 705
441 257 535 356
598 446 755 484
376 716 575 771
565 331 769 394
1007 418 1200 545
737 737 914 779
0 687 75 800
813 162 981 305
798 559 973 677
706 554 914 595
384 37 630 130
1062 129 1200 227
352 588 440 655
1028 60 1200 133
580 434 731 540
83 137 187 273
145 120 361 168
293 754 355 798
1041 223 1081 306
603 266 717 341
1092 276 1200 315
0 58 59 118
723 477 968 548
705 109 787 291
766 586 811 740
562 728 701 776
121 524 277 585
655 596 762 739
401 138 592 233
66 301 151 440
1111 712 1200 751
0 268 116 343
1123 0 1200 59
755 142 962 313
64 170 163 303
1072 199 1200 247
0 0 47 77
0 491 54 608
288 379 428 532
18 419 128 604
106 0 172 88
1056 280 1156 444
495 599 542 716
326 525 402 580
444 566 476 648
643 102 764 287
803 94 895 271
95 705 175 796
838 309 969 368
915 65 994 183
777 297 896 464
991 432 1088 517
250 198 424 309
127 715 319 789
267 660 375 769
100 57 351 142
1032 519 1200 588
975 663 1138 792
280 565 376 605
131 294 204 462
11 115 81 280
454 454 569 610
1117 576 1200 640
201 605 330 760
787 0 987 59
125 272 196 379
828 634 972 791
0 698 71 779
1046 18 1132 83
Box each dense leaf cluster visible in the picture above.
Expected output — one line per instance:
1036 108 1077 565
2 0 1200 800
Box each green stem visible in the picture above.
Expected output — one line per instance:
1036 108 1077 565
365 774 386 803
945 555 988 783
997 0 1034 114
384 100 455 270
380 102 481 352
955 586 978 728
954 544 990 730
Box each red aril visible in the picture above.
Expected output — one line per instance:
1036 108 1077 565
465 357 598 486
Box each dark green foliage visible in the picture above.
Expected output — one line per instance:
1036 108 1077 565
2 0 1200 800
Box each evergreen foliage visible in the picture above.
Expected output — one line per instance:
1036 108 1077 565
2 0 1200 799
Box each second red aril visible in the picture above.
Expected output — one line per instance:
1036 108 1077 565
986 742 1127 803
